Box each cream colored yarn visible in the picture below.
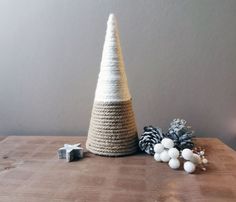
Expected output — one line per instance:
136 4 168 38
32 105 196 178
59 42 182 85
86 14 138 156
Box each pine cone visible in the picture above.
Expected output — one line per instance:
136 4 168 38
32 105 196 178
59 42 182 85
139 126 165 155
166 119 194 150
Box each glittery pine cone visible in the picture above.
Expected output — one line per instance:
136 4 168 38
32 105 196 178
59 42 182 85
166 119 194 150
139 126 165 155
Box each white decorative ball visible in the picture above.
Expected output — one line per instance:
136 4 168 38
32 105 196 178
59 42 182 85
168 148 180 159
202 158 208 164
182 149 193 160
184 161 196 173
154 153 161 162
168 158 180 169
161 138 174 149
160 150 171 162
199 151 205 156
190 153 201 164
154 143 164 154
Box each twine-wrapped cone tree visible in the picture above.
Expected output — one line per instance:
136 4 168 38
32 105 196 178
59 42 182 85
86 14 139 156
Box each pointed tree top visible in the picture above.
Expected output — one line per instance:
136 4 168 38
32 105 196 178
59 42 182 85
94 14 131 102
108 13 116 23
107 13 117 33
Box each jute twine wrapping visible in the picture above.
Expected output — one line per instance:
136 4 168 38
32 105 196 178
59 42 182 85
86 99 139 156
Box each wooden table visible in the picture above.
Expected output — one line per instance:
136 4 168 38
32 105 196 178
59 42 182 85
0 136 235 202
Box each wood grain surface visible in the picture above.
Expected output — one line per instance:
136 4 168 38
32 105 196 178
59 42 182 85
0 136 235 202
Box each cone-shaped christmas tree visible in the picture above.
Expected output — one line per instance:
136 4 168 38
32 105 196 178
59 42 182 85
86 14 139 156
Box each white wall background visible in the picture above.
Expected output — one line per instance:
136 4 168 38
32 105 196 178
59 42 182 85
0 0 236 148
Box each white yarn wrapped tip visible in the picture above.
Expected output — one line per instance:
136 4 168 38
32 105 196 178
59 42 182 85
108 13 116 24
94 13 131 102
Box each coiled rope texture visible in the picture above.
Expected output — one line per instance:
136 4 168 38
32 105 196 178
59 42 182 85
86 100 138 156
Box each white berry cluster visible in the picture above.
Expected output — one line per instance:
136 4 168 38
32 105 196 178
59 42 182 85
154 138 208 174
182 148 208 173
154 138 180 169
